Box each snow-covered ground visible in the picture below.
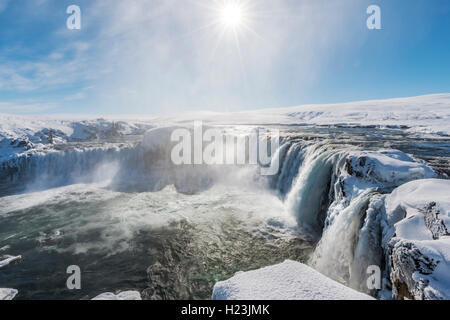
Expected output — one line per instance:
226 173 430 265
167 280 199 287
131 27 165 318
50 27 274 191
91 291 142 300
0 116 154 162
1 94 449 162
212 260 374 300
0 288 18 300
163 93 450 137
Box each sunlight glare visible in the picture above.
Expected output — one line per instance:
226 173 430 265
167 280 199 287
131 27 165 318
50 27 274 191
220 2 244 29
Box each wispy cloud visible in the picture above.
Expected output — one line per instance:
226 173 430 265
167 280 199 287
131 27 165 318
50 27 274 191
1 0 448 114
0 100 55 113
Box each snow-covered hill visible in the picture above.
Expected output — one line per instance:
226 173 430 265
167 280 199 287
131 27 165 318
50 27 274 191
164 93 450 137
1 93 449 159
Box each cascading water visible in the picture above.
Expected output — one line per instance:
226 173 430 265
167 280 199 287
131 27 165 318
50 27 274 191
270 136 439 296
0 125 447 299
283 143 336 238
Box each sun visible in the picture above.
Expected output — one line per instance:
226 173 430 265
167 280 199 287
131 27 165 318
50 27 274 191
220 2 245 29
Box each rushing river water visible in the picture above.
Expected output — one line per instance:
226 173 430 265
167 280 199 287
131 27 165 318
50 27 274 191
0 126 449 299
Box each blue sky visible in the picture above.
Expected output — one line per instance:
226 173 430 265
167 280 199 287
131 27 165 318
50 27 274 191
0 0 449 114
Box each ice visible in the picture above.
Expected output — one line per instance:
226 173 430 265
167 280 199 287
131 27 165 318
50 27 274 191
0 254 21 269
383 179 450 299
304 147 436 291
91 291 142 300
0 115 153 162
212 260 374 300
0 288 18 300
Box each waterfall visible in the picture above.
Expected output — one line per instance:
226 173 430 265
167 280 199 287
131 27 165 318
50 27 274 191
0 145 142 195
271 138 437 295
283 143 336 237
309 191 373 283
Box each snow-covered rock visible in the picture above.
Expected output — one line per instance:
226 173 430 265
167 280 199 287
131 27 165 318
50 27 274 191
0 288 18 300
212 260 374 300
91 290 142 300
383 179 450 300
344 150 437 189
303 146 437 288
0 115 153 163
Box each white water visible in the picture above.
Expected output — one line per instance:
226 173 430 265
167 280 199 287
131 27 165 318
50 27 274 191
0 126 446 299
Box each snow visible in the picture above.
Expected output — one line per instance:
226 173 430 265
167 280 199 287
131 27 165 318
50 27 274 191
142 126 182 152
1 94 449 163
164 93 450 137
385 179 450 231
212 260 374 300
0 288 18 300
0 254 21 269
306 146 436 291
91 291 142 300
383 179 450 299
347 150 437 187
0 115 153 162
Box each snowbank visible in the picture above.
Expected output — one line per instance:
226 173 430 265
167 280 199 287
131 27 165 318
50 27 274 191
383 179 450 300
0 288 18 300
212 260 374 300
91 291 142 300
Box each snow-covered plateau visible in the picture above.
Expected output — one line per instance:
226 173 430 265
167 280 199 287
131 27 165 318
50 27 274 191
0 94 449 300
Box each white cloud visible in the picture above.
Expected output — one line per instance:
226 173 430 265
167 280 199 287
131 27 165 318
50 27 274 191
0 0 368 114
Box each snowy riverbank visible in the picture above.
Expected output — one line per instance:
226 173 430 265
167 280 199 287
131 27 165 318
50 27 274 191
213 260 374 300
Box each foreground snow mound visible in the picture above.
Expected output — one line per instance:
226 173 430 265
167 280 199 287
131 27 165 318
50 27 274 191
212 260 374 300
0 288 18 300
384 179 450 300
91 291 142 300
